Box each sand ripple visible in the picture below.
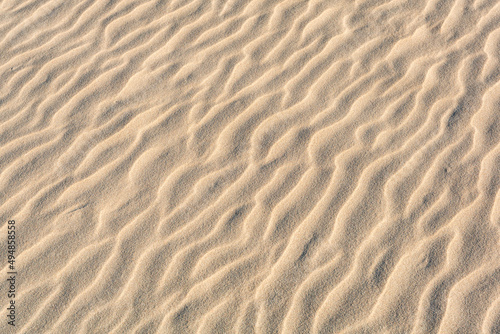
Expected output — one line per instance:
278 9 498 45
1 0 500 333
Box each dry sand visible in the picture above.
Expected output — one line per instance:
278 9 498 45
1 0 500 333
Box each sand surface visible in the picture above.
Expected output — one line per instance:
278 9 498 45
1 0 500 333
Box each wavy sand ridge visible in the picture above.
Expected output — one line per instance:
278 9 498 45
1 0 500 333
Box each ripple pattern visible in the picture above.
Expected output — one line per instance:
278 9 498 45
1 0 500 333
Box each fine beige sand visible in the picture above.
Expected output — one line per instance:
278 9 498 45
1 0 500 333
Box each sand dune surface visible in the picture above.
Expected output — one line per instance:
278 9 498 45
1 0 500 333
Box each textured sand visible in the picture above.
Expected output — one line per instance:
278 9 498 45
1 0 500 333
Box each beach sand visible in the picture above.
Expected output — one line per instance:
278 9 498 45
1 0 500 333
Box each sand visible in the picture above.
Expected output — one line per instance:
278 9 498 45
1 0 500 333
